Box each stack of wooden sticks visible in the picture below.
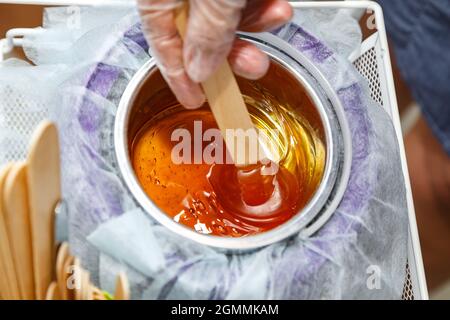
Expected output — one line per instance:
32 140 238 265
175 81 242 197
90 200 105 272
48 242 129 300
0 121 128 300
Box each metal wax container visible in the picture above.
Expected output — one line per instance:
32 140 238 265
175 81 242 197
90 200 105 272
115 33 352 251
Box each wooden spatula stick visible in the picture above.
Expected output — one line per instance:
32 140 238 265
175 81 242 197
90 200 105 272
114 272 130 300
27 121 61 299
175 2 262 166
3 162 35 300
0 164 20 299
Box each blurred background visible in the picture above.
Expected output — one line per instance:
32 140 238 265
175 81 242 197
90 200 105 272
0 4 44 60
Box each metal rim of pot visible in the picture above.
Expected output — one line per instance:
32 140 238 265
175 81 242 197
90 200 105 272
114 32 352 251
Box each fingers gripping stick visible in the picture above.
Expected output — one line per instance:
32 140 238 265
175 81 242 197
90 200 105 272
175 2 262 167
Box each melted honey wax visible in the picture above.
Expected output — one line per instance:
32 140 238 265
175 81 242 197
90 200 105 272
132 96 325 237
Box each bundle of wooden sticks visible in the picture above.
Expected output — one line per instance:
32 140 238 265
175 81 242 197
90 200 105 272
0 121 128 300
47 242 129 300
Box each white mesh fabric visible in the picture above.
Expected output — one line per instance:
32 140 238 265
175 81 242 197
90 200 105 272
0 60 50 165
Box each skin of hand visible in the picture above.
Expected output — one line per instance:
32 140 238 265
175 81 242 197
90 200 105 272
137 0 293 109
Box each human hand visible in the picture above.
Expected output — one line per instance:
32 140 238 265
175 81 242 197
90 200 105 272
137 0 293 108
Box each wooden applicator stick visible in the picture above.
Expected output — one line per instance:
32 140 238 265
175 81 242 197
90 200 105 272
175 2 261 166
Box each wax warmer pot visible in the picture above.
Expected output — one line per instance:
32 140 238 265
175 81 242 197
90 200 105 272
115 33 352 250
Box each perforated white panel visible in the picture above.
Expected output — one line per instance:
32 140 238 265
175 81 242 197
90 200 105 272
402 263 414 300
352 41 413 301
353 47 384 106
0 84 48 164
